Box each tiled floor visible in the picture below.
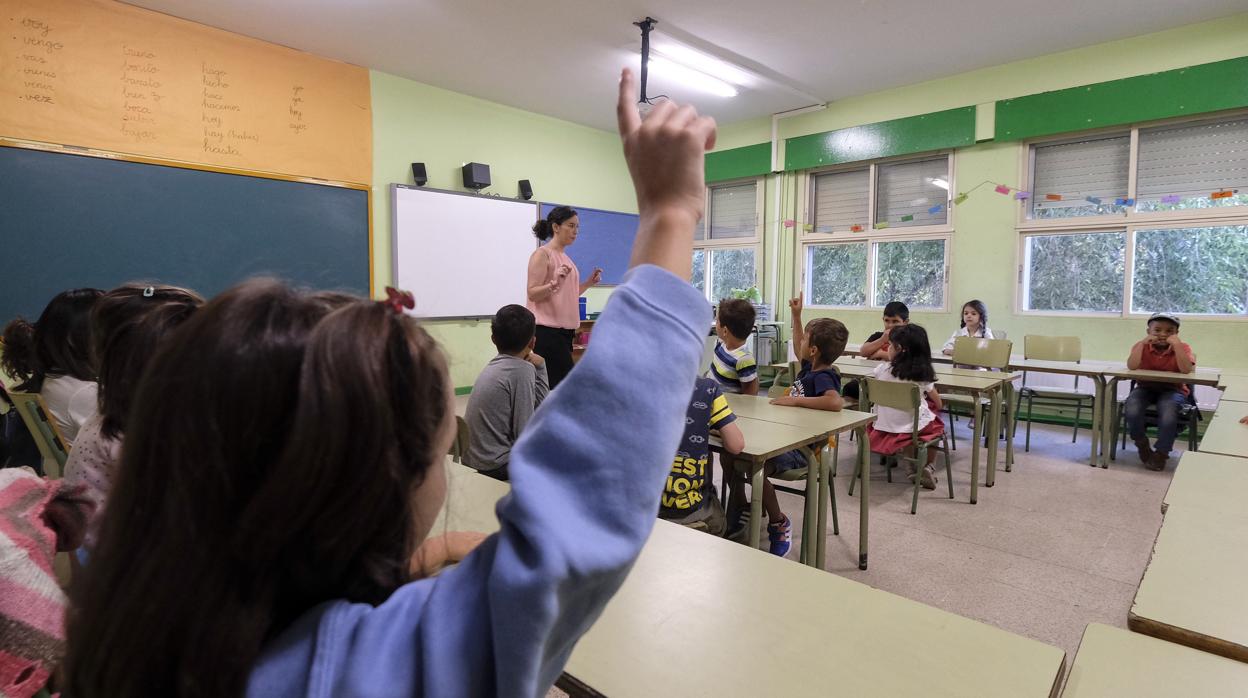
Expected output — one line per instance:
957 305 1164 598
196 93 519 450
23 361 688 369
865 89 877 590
747 421 1178 661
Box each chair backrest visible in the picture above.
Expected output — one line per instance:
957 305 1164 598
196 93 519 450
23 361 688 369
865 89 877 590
699 334 718 375
7 391 69 477
1024 335 1081 362
863 378 922 440
951 336 1013 370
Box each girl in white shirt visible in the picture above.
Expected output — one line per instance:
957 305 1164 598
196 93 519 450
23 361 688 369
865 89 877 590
867 324 945 490
942 299 994 355
2 288 103 447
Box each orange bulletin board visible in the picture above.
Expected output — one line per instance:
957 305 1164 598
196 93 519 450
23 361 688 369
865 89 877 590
0 0 372 184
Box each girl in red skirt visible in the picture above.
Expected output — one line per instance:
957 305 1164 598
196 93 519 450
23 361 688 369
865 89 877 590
865 324 945 489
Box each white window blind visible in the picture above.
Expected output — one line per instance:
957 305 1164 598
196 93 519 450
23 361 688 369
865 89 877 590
812 169 868 233
875 157 949 227
1030 135 1129 216
709 182 757 239
1137 116 1248 204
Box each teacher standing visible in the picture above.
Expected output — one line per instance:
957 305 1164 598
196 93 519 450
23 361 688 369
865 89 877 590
527 205 602 389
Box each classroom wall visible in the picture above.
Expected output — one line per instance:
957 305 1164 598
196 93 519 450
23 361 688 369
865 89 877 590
370 71 635 388
733 13 1248 371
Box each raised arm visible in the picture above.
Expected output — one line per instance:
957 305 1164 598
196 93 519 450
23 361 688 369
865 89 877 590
789 294 806 360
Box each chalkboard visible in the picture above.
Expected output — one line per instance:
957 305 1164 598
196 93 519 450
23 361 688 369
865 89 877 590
0 145 370 323
539 202 638 285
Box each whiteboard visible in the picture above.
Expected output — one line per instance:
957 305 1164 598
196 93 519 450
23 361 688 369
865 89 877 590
391 185 538 318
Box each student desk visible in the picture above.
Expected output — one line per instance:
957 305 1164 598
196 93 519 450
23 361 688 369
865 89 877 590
723 394 875 569
1195 399 1248 459
1161 451 1248 515
833 357 1010 504
1219 379 1248 403
1100 367 1222 466
1062 623 1248 697
1008 358 1112 467
1130 504 1248 663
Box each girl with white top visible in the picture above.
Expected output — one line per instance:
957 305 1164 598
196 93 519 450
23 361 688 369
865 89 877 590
867 324 945 490
941 299 994 355
2 288 103 447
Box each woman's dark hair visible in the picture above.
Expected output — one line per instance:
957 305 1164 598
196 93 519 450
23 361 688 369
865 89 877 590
888 324 936 383
91 284 205 440
959 299 989 335
67 279 451 697
532 205 577 241
1 288 103 392
492 304 536 354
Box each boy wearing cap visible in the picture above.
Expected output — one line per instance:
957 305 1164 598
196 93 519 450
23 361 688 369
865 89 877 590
1125 312 1196 471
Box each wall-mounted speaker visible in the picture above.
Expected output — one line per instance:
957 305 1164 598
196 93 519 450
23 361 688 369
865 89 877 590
462 162 491 190
411 162 427 186
518 179 533 200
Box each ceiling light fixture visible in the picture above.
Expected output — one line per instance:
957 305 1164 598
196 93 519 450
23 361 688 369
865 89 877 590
651 42 753 88
646 56 739 98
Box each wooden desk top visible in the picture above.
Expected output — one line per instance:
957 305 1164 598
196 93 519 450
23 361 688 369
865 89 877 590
1219 380 1248 402
1130 504 1248 663
724 393 873 434
1063 623 1248 698
1101 366 1222 387
1008 358 1114 376
1196 402 1248 459
833 358 1004 392
712 416 843 461
1162 451 1248 514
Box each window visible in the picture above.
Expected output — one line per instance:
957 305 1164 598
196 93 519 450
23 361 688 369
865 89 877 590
1021 232 1125 312
811 169 869 233
876 157 949 228
1021 112 1248 318
1132 225 1248 315
693 179 760 302
1030 135 1130 219
805 238 946 310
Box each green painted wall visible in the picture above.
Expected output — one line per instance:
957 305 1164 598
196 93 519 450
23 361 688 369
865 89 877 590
370 70 633 387
736 13 1248 371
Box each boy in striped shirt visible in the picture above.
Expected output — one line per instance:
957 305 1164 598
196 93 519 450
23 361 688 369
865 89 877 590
709 299 758 396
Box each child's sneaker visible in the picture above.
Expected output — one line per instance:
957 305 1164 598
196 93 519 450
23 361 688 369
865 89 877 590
1147 451 1169 472
726 509 751 542
1134 439 1153 464
908 466 938 490
767 514 792 557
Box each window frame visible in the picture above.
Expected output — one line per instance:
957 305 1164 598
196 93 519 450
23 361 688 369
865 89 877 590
692 176 764 302
800 233 952 312
799 151 956 240
1016 109 1248 321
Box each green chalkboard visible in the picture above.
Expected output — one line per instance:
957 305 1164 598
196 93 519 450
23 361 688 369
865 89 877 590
0 145 370 323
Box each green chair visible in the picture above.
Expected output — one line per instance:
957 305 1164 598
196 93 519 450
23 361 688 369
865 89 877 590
941 336 1013 450
6 391 69 478
853 378 953 514
448 415 470 463
1012 335 1096 451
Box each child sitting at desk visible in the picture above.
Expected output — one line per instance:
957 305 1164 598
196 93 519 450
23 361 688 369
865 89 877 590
709 298 759 396
1125 312 1196 471
736 294 846 557
659 376 744 535
464 304 549 480
866 324 945 490
843 301 909 401
942 299 994 355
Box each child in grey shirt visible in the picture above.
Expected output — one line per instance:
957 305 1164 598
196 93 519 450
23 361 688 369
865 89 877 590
464 304 549 479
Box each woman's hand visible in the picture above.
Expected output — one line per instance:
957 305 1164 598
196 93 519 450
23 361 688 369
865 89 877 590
587 267 603 285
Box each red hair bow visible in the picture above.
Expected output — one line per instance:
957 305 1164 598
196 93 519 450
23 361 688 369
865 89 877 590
383 286 415 314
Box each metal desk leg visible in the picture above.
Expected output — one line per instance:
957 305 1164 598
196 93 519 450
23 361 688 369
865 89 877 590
1004 382 1016 473
748 460 764 550
970 399 983 504
1103 378 1119 468
816 442 830 570
1089 376 1104 467
801 446 819 566
857 426 869 570
986 388 1000 487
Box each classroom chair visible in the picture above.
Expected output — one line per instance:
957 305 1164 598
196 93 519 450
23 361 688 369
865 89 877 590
1109 382 1202 460
448 416 470 463
1012 335 1096 451
853 379 953 514
941 337 1013 451
6 391 70 478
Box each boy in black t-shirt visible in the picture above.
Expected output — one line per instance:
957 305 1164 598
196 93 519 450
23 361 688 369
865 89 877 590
659 377 744 535
843 301 909 401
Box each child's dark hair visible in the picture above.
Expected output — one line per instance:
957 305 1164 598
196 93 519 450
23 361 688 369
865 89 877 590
888 324 936 383
959 299 989 333
492 304 537 354
806 318 849 362
532 205 577 241
883 301 910 321
91 284 205 440
1 288 103 392
67 279 451 697
717 299 756 340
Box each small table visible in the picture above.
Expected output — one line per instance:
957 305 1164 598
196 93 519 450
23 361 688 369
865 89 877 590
1100 367 1222 466
1008 358 1112 467
834 357 1010 504
1130 504 1248 663
1219 380 1248 403
1196 400 1248 459
723 394 876 569
1063 623 1248 698
1161 451 1248 514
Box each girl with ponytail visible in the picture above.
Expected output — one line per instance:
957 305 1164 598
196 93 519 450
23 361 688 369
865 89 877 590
526 205 603 388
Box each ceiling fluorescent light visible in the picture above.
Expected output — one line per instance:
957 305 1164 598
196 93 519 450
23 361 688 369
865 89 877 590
651 42 754 87
647 56 738 98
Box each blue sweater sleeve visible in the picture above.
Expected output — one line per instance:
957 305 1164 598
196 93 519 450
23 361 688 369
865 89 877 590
248 264 710 698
